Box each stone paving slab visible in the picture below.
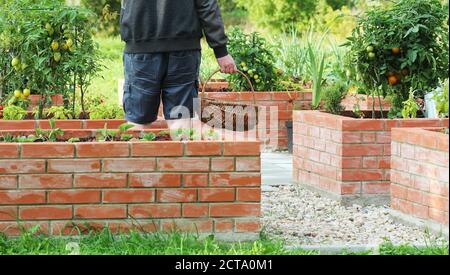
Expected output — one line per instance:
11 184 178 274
261 152 293 187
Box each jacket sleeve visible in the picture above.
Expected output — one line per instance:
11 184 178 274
195 0 229 58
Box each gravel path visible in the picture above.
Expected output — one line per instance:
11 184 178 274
262 185 447 246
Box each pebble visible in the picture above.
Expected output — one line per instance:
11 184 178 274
262 185 447 246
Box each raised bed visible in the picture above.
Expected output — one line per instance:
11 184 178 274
28 94 64 111
390 127 449 235
292 110 448 206
0 130 262 239
0 119 168 131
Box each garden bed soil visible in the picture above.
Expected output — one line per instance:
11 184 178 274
292 110 449 206
390 127 449 235
0 133 262 239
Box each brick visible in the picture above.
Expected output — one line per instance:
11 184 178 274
236 188 261 202
210 203 260 217
391 184 408 200
0 120 35 130
210 173 261 187
211 158 235 172
19 174 72 189
107 221 159 234
185 142 222 156
223 142 260 156
0 176 17 189
236 157 261 172
76 142 129 158
342 132 362 143
412 203 429 220
428 208 449 225
341 120 385 131
214 219 234 232
183 174 208 187
341 170 383 181
48 190 101 204
0 160 45 174
131 142 183 157
22 143 74 158
199 188 234 202
430 181 449 197
74 174 127 188
341 183 362 194
0 206 17 221
51 221 107 235
362 182 390 194
84 119 126 129
235 220 260 232
103 190 155 203
157 189 197 203
158 158 210 172
129 204 181 218
0 222 48 236
342 145 384 157
362 133 377 143
0 191 45 205
182 204 209 218
19 206 72 220
47 159 100 173
0 144 19 158
75 205 127 219
427 194 449 212
129 173 181 188
341 157 362 169
103 158 156 172
161 219 212 233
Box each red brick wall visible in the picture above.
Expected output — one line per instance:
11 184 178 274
391 128 449 226
293 111 448 206
0 140 261 238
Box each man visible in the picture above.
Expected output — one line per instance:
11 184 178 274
120 0 237 129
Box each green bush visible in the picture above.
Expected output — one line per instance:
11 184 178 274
0 0 101 118
345 0 449 117
227 28 280 91
322 81 348 115
235 0 318 31
434 79 449 118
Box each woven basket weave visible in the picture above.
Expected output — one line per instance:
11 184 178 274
200 69 258 132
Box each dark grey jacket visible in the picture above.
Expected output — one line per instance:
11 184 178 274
120 0 228 58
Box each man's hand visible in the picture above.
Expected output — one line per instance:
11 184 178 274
217 54 238 74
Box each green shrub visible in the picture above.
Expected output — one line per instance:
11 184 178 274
89 103 124 120
235 0 318 31
227 28 280 91
2 105 27 120
434 79 449 118
322 81 347 114
0 0 101 118
345 0 449 118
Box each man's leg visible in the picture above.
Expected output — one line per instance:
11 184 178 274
123 53 164 129
162 50 201 133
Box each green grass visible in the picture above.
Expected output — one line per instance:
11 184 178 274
0 229 314 255
0 226 448 255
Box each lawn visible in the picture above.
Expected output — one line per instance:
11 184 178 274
0 229 447 255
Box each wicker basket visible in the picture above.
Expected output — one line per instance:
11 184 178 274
200 69 258 132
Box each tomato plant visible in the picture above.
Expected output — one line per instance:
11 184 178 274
0 0 101 119
344 0 449 118
227 27 281 91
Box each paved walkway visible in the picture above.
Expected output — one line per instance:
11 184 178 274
261 152 293 191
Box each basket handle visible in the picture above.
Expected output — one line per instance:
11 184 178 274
201 69 256 104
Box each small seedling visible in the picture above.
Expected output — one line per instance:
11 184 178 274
35 119 64 142
67 138 81 143
141 132 156 141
